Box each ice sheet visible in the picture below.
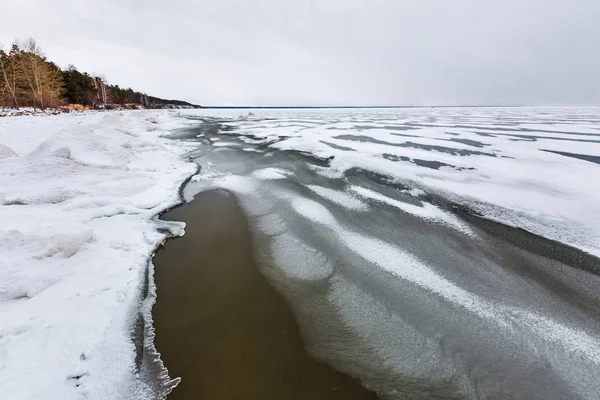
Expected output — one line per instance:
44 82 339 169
178 107 600 256
176 111 600 398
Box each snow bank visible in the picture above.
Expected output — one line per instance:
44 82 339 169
0 111 197 400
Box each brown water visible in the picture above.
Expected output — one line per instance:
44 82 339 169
152 189 379 400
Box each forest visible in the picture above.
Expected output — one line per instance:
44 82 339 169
0 38 198 110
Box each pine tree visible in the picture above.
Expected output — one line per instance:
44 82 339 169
63 66 97 106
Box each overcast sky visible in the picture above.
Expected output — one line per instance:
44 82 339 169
2 0 599 106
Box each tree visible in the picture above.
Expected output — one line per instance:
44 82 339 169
0 45 20 108
44 61 64 108
16 38 44 108
13 38 64 109
63 65 97 106
1 37 190 110
94 76 109 105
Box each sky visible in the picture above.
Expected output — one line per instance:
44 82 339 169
1 0 599 106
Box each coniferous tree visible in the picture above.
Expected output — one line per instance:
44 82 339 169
63 66 97 106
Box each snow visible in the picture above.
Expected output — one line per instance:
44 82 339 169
0 111 196 400
306 185 368 211
290 197 339 227
0 143 17 157
348 185 474 236
252 167 292 180
207 174 260 195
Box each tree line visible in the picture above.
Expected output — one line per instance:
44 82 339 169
0 38 196 110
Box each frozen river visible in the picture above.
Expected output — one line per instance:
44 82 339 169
157 107 600 399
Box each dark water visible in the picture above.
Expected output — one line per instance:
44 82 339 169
152 190 378 399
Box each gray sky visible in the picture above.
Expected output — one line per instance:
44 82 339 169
1 0 599 106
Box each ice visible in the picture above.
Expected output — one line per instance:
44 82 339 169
128 107 600 399
287 190 485 318
327 275 461 390
180 107 600 256
270 233 335 282
280 175 600 377
293 198 600 367
0 111 196 400
286 194 491 320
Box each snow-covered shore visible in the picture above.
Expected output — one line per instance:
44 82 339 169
0 111 197 399
0 108 68 118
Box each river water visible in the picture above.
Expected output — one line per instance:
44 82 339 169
154 108 600 400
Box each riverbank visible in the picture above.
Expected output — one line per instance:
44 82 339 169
0 111 197 399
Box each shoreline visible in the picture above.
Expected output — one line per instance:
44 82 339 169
132 162 201 398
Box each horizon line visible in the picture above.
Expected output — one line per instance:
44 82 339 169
197 105 524 110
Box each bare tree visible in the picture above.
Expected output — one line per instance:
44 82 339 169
92 74 109 106
18 38 44 108
0 44 6 109
44 61 64 108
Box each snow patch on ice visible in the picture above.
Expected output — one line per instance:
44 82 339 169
252 167 292 180
349 185 474 236
306 185 369 211
270 233 335 282
290 197 338 227
213 174 260 195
